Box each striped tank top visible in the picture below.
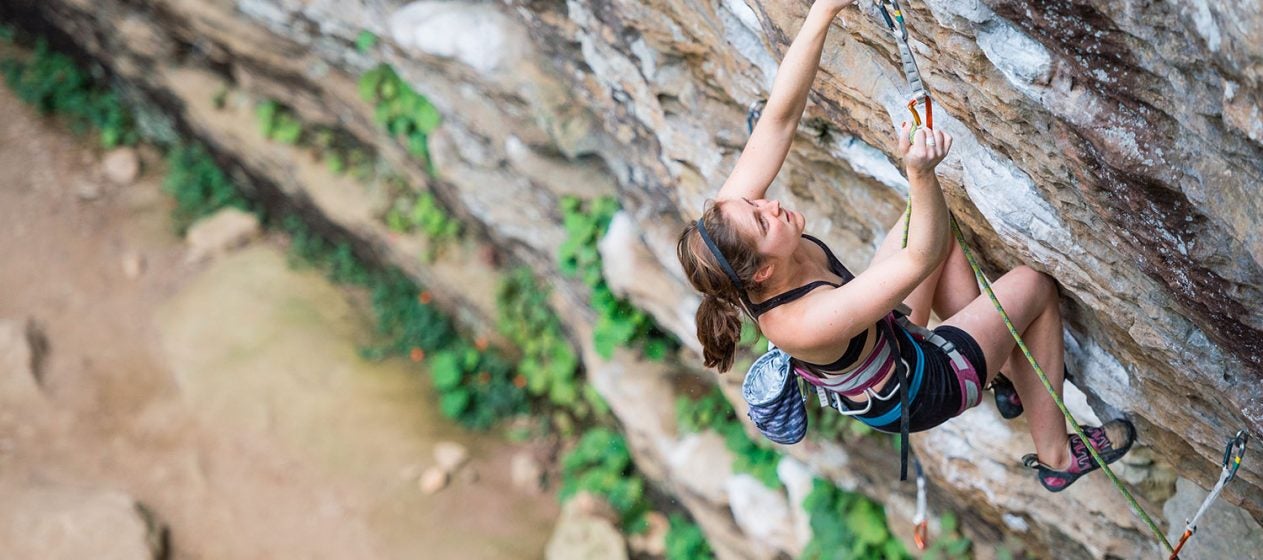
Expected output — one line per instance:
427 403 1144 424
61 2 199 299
749 235 890 397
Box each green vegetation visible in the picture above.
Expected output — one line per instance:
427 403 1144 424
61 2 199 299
426 343 527 429
558 195 678 360
355 30 378 54
495 268 587 412
676 387 782 489
0 23 16 43
255 100 304 144
1 39 137 148
919 513 972 560
665 513 714 560
559 427 650 532
800 478 911 560
163 143 252 233
358 64 440 169
384 189 462 259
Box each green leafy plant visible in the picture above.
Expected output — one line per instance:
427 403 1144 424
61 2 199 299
800 478 911 560
559 428 650 532
558 195 679 360
256 100 304 144
920 513 972 560
358 64 440 170
427 343 527 429
496 267 590 415
355 30 378 53
386 192 460 238
665 513 714 560
162 143 252 233
1 39 137 148
280 215 372 286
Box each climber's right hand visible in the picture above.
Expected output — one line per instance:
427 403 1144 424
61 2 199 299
899 123 952 177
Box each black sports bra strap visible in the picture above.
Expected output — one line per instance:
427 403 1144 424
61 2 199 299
749 280 840 317
802 234 855 281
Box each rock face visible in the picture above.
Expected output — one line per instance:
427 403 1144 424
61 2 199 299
5 0 1260 557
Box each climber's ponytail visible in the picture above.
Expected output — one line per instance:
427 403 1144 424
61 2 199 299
696 294 744 372
677 201 764 373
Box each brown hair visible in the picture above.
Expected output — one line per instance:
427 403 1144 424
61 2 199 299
676 201 765 372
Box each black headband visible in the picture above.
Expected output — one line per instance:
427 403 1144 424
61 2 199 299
696 219 750 297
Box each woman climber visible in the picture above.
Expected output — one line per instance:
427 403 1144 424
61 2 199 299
675 0 1135 491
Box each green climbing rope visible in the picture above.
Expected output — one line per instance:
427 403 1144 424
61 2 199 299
943 218 1175 554
880 0 1174 550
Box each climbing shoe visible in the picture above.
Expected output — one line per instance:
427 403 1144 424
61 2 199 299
990 373 1023 419
1024 419 1136 493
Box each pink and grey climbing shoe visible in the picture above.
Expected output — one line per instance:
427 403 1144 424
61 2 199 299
1024 419 1137 493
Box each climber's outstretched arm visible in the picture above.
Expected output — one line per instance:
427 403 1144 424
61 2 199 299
716 0 856 203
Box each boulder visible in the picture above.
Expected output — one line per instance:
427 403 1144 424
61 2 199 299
184 208 261 263
0 481 165 560
433 441 469 474
102 147 141 186
510 450 544 494
545 493 628 560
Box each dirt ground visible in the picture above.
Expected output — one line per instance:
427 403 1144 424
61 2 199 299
0 86 558 559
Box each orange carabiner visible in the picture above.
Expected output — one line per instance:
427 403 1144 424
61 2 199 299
914 519 929 551
905 97 933 141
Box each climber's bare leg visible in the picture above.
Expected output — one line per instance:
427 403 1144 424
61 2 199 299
940 267 1070 469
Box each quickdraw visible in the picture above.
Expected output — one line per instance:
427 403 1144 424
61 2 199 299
1169 430 1249 560
912 454 930 550
873 0 932 137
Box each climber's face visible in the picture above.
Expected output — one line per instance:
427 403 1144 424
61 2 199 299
722 197 804 259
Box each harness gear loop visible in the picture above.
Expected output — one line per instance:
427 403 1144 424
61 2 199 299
877 1 1176 553
912 454 929 550
1169 430 1249 560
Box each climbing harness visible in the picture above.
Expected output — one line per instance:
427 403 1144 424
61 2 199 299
873 1 1184 553
1169 430 1249 560
912 453 930 550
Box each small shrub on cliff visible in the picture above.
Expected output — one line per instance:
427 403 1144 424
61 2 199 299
800 478 911 560
358 64 440 171
427 342 527 429
558 195 679 361
560 427 650 532
1 39 137 148
384 189 462 261
255 100 304 145
354 30 378 54
495 267 591 413
163 143 252 233
665 513 714 560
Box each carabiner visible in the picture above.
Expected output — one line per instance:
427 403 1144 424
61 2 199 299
873 0 908 40
1223 430 1248 481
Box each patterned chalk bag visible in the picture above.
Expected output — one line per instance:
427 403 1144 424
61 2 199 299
741 345 808 445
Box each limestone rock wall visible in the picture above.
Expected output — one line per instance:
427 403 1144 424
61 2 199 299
5 0 1260 558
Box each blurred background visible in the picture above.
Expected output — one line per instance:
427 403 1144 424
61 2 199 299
1 1 1261 559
